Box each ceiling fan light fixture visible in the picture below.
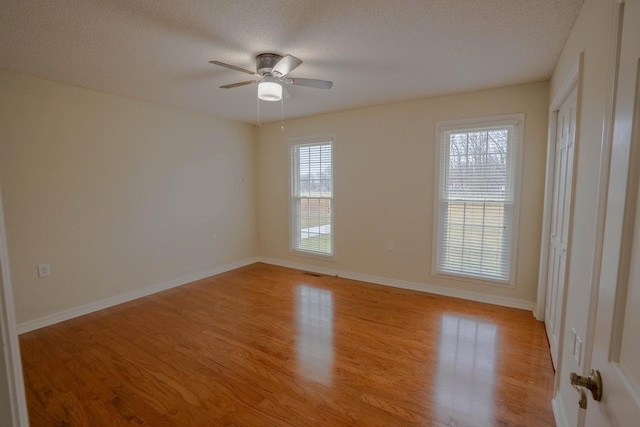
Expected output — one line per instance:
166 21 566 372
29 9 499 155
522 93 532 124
258 79 282 101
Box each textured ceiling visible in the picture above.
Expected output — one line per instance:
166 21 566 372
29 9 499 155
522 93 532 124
0 0 584 124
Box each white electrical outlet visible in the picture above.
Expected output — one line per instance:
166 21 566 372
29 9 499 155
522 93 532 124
387 241 395 251
37 264 50 278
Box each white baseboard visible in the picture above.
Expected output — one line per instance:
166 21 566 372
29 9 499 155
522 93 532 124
17 257 260 334
18 255 536 334
259 257 342 277
257 257 535 311
552 393 568 427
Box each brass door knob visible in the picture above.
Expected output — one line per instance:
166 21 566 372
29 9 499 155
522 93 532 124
570 369 603 408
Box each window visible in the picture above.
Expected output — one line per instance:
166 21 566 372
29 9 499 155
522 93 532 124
290 138 334 257
434 115 523 284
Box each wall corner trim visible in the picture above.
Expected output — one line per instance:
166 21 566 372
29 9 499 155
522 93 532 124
16 257 260 334
257 257 535 311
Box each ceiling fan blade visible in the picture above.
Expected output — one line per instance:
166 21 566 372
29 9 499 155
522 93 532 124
220 80 255 89
290 78 333 89
209 60 255 75
272 55 303 77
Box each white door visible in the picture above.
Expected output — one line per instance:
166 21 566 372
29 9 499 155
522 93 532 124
584 0 640 424
545 86 577 368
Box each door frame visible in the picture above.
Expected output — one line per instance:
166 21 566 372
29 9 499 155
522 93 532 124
535 54 583 329
0 184 29 426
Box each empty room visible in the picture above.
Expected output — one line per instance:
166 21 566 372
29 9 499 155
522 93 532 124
1 0 640 426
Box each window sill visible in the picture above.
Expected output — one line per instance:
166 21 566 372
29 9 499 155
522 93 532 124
431 270 516 289
289 249 337 263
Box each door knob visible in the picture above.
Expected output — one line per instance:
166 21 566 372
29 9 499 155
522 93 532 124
570 369 603 409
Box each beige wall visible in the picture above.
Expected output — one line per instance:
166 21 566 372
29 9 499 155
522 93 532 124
257 81 549 305
0 70 258 324
548 0 617 424
0 71 550 324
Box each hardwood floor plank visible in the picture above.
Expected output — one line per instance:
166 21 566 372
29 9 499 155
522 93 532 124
20 263 555 426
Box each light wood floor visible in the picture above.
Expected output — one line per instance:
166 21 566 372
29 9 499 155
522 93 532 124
20 263 555 426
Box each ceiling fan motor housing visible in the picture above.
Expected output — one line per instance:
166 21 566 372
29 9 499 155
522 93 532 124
256 53 282 75
210 53 332 91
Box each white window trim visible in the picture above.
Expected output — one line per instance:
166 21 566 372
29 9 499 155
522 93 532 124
432 114 524 287
288 135 336 260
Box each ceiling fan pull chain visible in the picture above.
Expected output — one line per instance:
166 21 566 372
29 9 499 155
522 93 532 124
256 96 262 127
281 97 285 130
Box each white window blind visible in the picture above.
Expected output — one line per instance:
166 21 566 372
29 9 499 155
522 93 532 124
291 139 334 256
435 116 522 283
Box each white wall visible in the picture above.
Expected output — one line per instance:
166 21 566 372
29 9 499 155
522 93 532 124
257 81 549 306
0 70 258 324
548 0 617 425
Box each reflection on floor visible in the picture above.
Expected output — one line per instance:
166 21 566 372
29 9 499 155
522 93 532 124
297 285 334 385
437 314 497 425
20 263 555 426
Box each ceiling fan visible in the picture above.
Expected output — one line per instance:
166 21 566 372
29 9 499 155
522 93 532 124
209 53 333 102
